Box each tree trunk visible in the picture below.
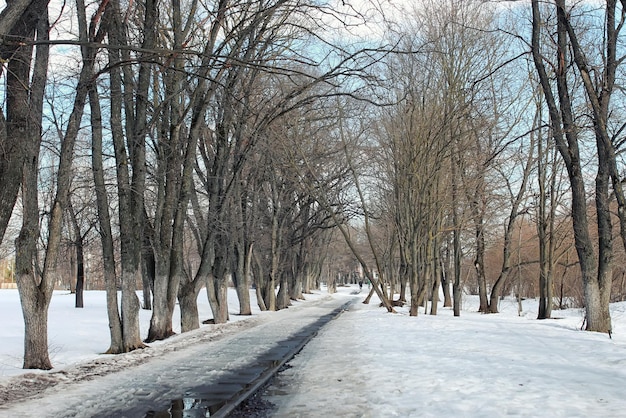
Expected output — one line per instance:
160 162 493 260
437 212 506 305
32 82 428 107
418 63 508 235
430 246 440 315
398 265 408 303
251 250 268 311
147 269 176 342
16 150 49 369
409 264 420 316
474 221 488 312
537 103 552 319
0 0 50 247
108 0 149 351
276 273 291 310
120 269 143 351
141 235 154 310
75 239 85 308
20 289 52 370
441 243 452 308
68 201 85 308
89 74 123 354
451 149 462 317
206 274 229 324
178 279 202 332
13 3 53 370
531 0 611 333
232 240 252 315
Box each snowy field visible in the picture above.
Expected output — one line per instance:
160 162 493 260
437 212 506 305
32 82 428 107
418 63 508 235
268 290 626 417
1 286 626 417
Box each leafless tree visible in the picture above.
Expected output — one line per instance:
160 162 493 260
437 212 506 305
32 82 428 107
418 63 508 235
531 0 614 333
12 2 50 368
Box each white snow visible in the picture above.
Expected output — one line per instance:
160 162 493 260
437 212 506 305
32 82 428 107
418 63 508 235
0 288 250 377
1 286 626 417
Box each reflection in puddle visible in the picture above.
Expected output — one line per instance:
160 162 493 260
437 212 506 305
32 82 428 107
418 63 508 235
145 397 226 417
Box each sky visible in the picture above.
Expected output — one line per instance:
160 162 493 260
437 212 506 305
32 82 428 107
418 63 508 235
1 285 626 416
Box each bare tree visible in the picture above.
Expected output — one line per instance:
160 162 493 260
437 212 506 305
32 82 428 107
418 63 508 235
487 131 535 313
105 0 151 351
13 4 50 368
531 0 612 333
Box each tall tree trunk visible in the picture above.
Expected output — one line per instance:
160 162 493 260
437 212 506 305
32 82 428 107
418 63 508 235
107 0 151 351
146 0 185 341
231 180 252 315
560 0 621 332
13 3 52 370
452 159 462 317
536 98 554 320
89 83 123 354
16 117 48 369
531 0 611 333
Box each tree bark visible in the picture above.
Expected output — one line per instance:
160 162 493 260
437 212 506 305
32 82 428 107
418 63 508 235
108 0 146 351
178 279 202 332
531 0 611 333
89 83 123 354
68 203 85 308
13 2 52 370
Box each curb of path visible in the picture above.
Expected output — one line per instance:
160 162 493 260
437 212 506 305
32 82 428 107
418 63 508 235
212 299 355 417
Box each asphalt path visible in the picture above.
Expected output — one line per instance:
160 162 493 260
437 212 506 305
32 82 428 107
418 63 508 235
0 294 355 418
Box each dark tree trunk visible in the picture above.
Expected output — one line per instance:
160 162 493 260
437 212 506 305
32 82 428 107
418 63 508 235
90 82 123 353
141 240 154 310
75 240 85 308
232 243 252 315
68 201 85 308
12 2 52 370
251 251 268 311
430 244 440 315
474 220 488 312
452 162 462 317
532 0 611 333
0 0 50 247
107 0 149 352
276 272 291 310
206 274 229 324
178 279 202 332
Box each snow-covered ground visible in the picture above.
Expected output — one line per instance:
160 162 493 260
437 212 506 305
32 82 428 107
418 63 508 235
0 287 260 378
268 290 626 417
1 286 625 417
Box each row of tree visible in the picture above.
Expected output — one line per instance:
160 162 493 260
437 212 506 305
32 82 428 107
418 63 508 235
0 0 625 370
308 0 626 333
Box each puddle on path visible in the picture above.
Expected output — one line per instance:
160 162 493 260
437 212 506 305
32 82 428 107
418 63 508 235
145 397 224 417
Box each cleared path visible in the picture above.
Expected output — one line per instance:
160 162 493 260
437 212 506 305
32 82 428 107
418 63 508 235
0 294 356 418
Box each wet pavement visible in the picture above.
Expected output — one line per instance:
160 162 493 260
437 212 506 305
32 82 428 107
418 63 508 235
0 295 355 418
